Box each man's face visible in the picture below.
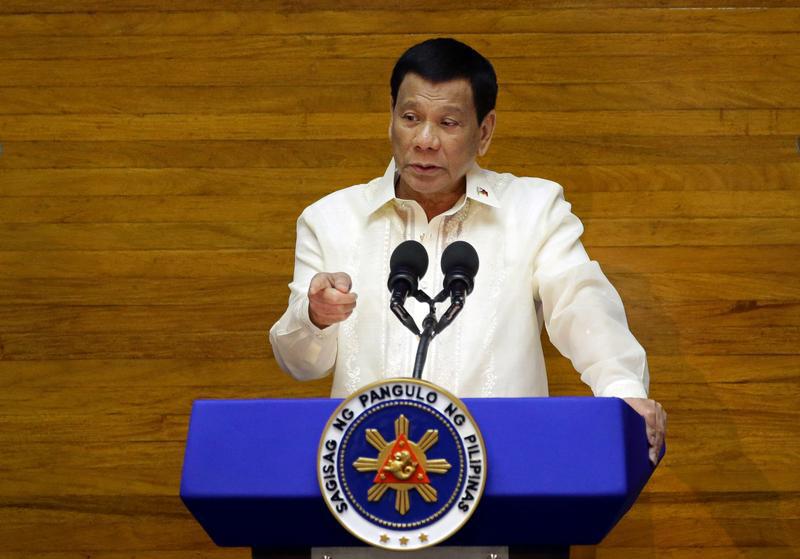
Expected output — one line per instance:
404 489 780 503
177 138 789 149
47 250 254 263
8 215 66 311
390 73 495 201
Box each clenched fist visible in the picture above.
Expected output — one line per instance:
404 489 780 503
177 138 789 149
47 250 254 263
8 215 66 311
308 272 358 329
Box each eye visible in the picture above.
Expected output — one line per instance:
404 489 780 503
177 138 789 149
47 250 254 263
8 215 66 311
402 113 418 122
442 119 459 127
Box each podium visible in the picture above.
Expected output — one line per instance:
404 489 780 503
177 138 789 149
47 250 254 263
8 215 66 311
181 397 658 557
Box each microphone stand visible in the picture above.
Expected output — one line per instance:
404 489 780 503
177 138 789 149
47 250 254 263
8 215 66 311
405 289 465 380
412 299 438 380
389 239 477 380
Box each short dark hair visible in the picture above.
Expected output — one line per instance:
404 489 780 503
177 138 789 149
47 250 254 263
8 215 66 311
390 38 498 124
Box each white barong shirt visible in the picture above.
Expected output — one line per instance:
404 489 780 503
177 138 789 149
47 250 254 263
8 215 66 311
269 160 649 399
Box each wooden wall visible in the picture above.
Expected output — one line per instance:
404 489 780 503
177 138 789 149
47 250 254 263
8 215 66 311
1 1 798 557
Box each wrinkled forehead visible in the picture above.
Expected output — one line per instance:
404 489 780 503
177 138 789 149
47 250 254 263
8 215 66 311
394 73 476 116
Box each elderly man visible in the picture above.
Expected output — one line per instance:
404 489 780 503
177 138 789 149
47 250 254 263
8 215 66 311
270 38 666 465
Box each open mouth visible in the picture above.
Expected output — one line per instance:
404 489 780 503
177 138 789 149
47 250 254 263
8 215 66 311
410 164 441 174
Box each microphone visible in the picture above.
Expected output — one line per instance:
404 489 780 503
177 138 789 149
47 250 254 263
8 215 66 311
441 241 479 304
386 240 478 378
387 240 429 304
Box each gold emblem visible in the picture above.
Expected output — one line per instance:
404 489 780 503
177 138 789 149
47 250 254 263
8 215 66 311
352 414 452 515
318 378 488 550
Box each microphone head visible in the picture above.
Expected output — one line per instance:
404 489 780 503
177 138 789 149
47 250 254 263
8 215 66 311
441 241 479 295
388 240 429 293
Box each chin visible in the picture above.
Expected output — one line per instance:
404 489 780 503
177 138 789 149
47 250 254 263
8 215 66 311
403 171 446 191
407 179 446 196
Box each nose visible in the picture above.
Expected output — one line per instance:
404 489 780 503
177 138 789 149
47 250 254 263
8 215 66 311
414 121 440 151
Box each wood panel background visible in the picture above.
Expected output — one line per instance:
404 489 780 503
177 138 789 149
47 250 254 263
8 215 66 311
1 1 798 557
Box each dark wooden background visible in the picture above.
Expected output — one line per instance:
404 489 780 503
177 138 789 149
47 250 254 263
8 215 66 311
1 1 798 557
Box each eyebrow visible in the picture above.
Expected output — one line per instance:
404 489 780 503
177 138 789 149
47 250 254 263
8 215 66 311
397 101 467 115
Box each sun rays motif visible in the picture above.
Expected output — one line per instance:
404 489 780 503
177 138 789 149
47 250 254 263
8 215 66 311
352 414 452 515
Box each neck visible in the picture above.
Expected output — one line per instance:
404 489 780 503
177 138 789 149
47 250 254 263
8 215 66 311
396 178 466 222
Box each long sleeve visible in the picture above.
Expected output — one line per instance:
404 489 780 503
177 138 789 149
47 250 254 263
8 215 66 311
269 211 339 380
268 163 648 398
532 186 649 398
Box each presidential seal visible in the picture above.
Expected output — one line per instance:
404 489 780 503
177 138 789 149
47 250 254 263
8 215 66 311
318 379 487 551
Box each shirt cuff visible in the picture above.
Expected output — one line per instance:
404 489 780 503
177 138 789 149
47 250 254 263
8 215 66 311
299 296 340 340
597 379 648 399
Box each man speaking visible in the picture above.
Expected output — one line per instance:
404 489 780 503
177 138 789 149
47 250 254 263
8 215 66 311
269 38 666 465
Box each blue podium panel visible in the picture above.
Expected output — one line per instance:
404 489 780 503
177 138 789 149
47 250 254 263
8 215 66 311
181 397 654 548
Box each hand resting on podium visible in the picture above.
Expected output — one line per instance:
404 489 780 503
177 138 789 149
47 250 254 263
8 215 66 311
623 397 667 466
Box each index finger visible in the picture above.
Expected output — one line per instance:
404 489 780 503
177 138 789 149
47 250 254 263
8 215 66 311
330 272 352 293
308 273 335 296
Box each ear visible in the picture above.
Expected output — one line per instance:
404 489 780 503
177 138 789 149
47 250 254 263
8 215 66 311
389 95 395 142
477 110 496 157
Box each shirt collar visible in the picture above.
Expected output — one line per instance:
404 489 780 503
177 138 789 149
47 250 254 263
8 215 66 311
365 159 501 215
365 159 399 215
464 163 501 208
